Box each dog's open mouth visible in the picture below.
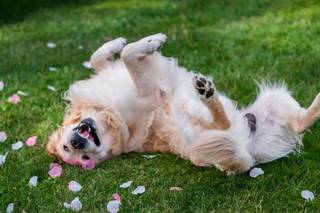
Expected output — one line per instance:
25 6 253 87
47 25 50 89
73 118 101 146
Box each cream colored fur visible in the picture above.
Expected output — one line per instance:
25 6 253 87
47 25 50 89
47 33 320 174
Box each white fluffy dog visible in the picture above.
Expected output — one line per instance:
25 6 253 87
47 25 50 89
47 33 320 174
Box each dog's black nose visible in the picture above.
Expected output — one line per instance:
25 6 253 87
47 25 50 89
70 133 87 149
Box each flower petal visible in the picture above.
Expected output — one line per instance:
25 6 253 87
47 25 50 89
47 85 57 92
29 176 38 187
17 90 28 96
132 186 145 195
48 163 62 178
48 67 57 72
12 141 23 150
142 155 156 159
119 180 132 188
47 42 56 48
301 190 315 201
106 200 120 213
0 131 7 143
6 203 14 213
169 186 183 192
0 152 9 166
70 197 82 212
0 81 4 91
83 61 92 69
68 181 82 192
8 94 20 105
26 136 37 147
249 167 264 178
112 193 121 203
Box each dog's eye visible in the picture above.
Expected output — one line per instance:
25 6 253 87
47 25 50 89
63 145 70 152
82 155 90 160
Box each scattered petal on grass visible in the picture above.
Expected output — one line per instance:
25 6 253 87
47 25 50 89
0 81 4 91
8 94 20 105
26 136 37 147
120 180 132 188
249 167 264 178
12 141 23 150
48 67 58 72
68 181 82 192
170 186 183 192
106 200 121 213
0 152 9 166
70 197 82 211
64 197 82 212
48 163 62 178
112 193 121 203
132 186 145 195
47 85 57 92
301 190 315 201
29 176 38 187
142 154 156 159
83 61 92 69
6 203 14 213
0 131 7 143
17 90 28 96
78 45 84 50
47 42 56 48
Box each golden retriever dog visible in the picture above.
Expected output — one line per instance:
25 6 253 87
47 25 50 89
47 33 320 174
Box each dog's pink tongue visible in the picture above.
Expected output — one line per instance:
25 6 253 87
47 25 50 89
81 160 95 170
81 130 90 138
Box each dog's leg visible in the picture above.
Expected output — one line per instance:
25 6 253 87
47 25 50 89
90 37 127 72
193 74 231 130
292 93 320 133
121 33 167 97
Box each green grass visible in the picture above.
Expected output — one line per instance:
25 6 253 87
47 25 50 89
1 0 320 212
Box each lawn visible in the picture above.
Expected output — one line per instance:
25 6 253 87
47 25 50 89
1 0 320 212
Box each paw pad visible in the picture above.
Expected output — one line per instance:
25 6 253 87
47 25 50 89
193 74 215 100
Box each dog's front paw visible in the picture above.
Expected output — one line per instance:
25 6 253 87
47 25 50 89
107 37 127 54
193 74 216 102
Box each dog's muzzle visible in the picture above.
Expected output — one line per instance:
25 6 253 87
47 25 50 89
71 118 101 149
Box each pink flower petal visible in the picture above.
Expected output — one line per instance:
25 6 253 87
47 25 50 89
0 131 7 143
48 163 62 178
8 94 20 105
112 193 121 203
26 136 37 147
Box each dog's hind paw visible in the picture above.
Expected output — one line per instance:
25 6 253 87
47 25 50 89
138 33 167 54
193 74 216 102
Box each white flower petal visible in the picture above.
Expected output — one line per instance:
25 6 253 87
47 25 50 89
142 155 156 159
106 200 120 213
0 131 7 143
169 186 183 192
70 197 82 212
47 85 57 92
12 141 23 150
0 81 4 91
29 176 38 187
47 42 56 48
301 190 315 201
68 181 82 192
48 67 58 72
249 167 264 178
6 203 14 213
83 61 92 69
0 152 9 166
17 90 28 96
63 202 71 209
119 180 132 188
132 186 145 195
78 45 84 50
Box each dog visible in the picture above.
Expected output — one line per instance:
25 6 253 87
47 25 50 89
47 33 320 174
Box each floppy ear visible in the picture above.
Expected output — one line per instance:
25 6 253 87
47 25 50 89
46 129 60 157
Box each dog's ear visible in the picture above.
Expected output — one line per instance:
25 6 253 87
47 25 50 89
46 129 61 157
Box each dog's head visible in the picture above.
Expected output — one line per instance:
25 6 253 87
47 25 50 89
47 103 128 169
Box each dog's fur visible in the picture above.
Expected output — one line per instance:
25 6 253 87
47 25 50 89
47 33 320 174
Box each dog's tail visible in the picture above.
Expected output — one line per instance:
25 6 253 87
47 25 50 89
187 130 255 174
